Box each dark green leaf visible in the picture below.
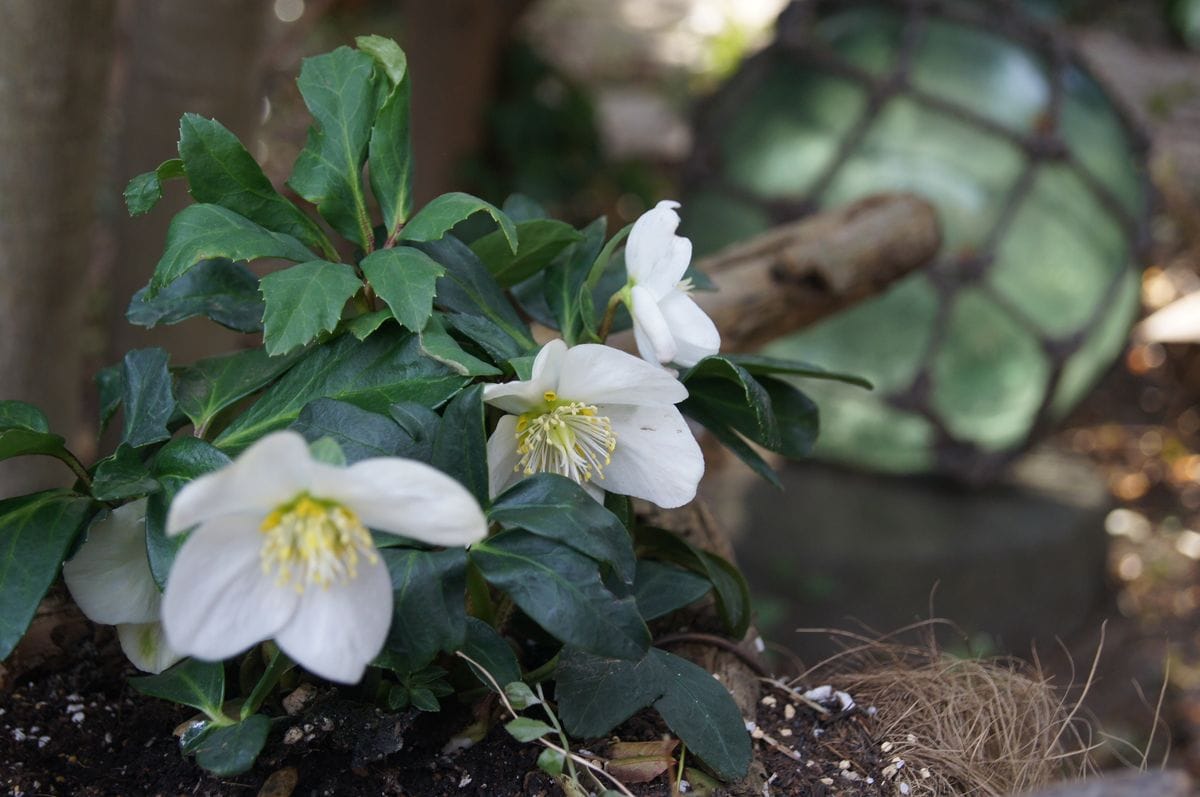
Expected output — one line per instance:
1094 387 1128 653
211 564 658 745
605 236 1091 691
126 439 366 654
145 438 232 588
121 348 177 448
130 657 226 719
755 376 819 460
431 386 487 506
175 347 306 434
128 258 264 333
0 401 49 432
96 365 123 436
443 314 527 363
0 491 95 660
380 548 468 672
418 315 500 376
178 113 330 254
721 354 873 390
387 402 441 463
124 158 184 217
292 399 408 463
471 219 582 288
460 616 521 689
193 714 271 776
634 526 752 638
148 204 314 295
0 428 68 464
214 328 466 453
633 560 711 621
288 46 378 246
471 530 649 660
412 237 534 351
682 356 778 449
345 309 392 341
556 647 750 781
401 192 517 254
542 216 606 344
489 475 635 585
506 717 554 743
358 35 413 236
360 247 443 332
679 398 780 489
91 445 160 502
259 260 363 355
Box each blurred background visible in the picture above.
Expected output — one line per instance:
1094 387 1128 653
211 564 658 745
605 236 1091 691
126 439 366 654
5 0 1200 770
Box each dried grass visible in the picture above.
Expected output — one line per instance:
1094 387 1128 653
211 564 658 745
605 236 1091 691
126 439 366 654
789 621 1102 796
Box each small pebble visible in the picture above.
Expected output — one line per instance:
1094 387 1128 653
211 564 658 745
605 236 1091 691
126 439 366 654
283 727 304 745
900 783 911 795
760 695 777 707
838 760 850 770
819 777 834 786
784 704 795 720
920 767 931 778
881 741 894 753
458 774 472 788
779 728 792 737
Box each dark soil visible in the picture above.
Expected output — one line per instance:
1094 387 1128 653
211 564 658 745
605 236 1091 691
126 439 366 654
0 630 890 796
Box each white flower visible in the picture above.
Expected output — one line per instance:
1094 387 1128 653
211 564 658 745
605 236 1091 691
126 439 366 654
623 200 720 368
160 431 487 684
483 339 704 508
62 499 182 674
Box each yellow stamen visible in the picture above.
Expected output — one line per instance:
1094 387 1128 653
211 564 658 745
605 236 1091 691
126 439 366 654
259 494 377 592
514 400 617 483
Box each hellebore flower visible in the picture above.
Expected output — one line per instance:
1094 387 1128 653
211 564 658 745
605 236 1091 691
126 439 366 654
623 200 720 368
160 431 487 684
62 499 182 674
483 339 704 508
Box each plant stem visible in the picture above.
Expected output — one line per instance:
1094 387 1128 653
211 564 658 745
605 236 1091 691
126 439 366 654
522 652 560 685
536 683 579 783
59 450 93 491
597 290 625 342
240 647 292 720
466 562 495 627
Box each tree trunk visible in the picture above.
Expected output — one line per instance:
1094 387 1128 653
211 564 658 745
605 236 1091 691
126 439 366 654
102 0 274 369
0 0 117 498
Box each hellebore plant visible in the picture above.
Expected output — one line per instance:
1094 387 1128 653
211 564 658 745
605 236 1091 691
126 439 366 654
0 35 865 783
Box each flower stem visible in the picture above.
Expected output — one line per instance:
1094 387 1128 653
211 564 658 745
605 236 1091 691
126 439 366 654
241 647 293 720
597 291 625 342
59 450 93 491
522 652 560 685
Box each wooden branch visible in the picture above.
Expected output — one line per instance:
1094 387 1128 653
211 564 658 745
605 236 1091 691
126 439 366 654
694 192 941 351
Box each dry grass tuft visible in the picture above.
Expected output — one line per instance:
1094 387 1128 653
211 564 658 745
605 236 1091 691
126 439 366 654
792 622 1100 796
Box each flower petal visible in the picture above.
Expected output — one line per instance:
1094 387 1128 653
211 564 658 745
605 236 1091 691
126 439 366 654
162 513 299 661
116 622 183 674
557 343 688 407
312 459 487 547
63 500 162 625
658 291 721 367
602 404 703 508
624 200 681 291
641 236 693 299
487 415 522 498
629 286 678 365
482 339 567 414
167 431 313 535
274 556 392 683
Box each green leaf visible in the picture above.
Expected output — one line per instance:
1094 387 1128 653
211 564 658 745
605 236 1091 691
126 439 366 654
471 530 649 660
175 347 306 434
358 35 413 236
259 260 363 356
130 657 226 719
124 158 184 217
721 354 873 390
380 548 468 672
307 436 346 466
291 398 410 463
489 474 635 585
460 616 521 689
505 717 555 743
96 365 123 436
178 114 330 255
679 398 780 489
345 309 392 341
214 328 467 453
443 313 527 363
504 681 540 710
410 237 534 351
288 46 378 247
148 204 315 296
91 445 160 502
127 258 264 333
634 527 752 638
431 386 487 506
556 647 750 781
401 192 518 254
682 356 778 449
542 217 606 344
0 401 49 432
633 560 711 621
471 219 583 288
418 315 500 376
193 714 270 776
360 247 443 332
755 376 819 460
0 491 95 660
387 402 441 463
537 748 566 777
121 348 177 448
146 438 232 588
